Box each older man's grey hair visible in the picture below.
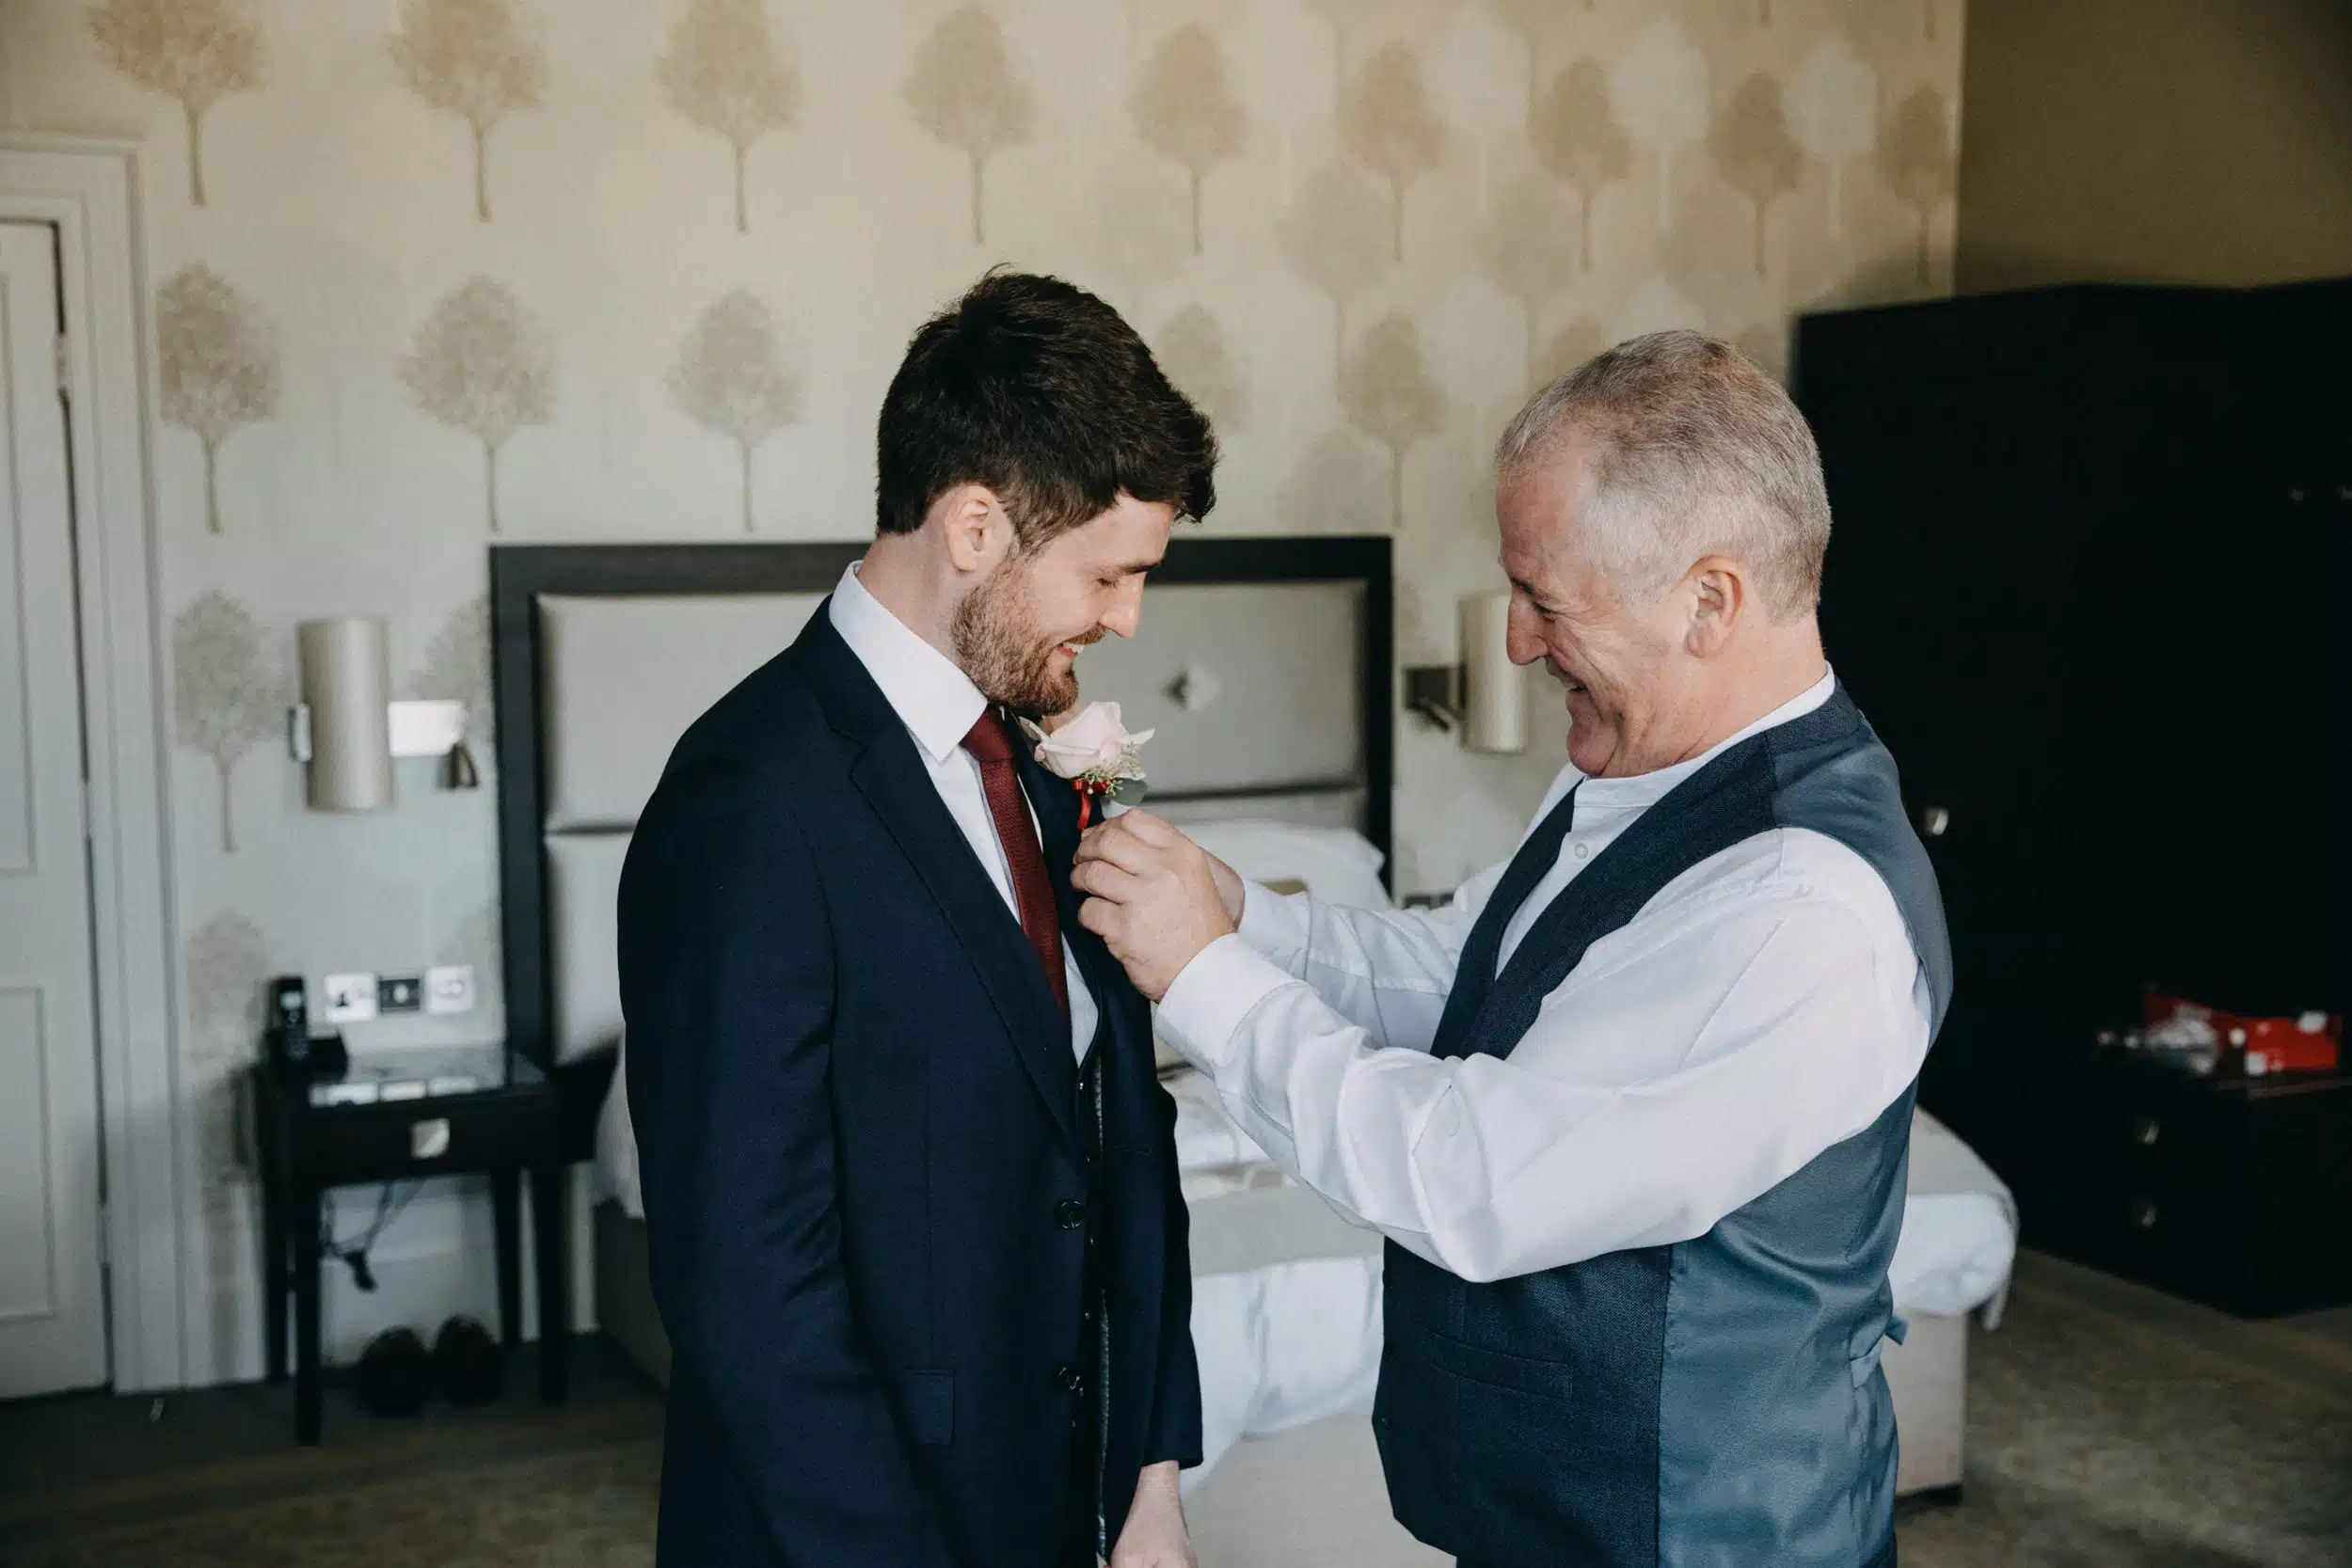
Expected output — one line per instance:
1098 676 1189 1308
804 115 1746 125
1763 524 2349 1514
1494 331 1831 621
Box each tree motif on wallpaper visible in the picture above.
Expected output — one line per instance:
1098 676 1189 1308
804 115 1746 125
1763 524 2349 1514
1087 151 1189 312
1130 24 1248 257
402 277 554 533
1788 33 1876 237
87 0 264 207
1531 60 1630 273
413 594 492 746
1533 316 1604 392
184 909 271 1261
1431 6 1528 210
660 0 798 236
1278 161 1390 384
1301 0 1376 105
1279 428 1389 535
1339 46 1445 263
157 263 278 536
1878 86 1956 286
1612 20 1708 231
1339 314 1445 534
1709 72 1803 277
1153 306 1248 435
1475 173 1577 392
187 909 271 1051
670 290 804 534
173 593 281 855
906 7 1034 246
1483 0 1548 124
387 0 547 224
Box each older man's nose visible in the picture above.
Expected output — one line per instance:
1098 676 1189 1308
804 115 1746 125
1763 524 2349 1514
1505 601 1547 665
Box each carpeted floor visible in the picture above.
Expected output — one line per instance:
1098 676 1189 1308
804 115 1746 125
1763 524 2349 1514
3 1252 2346 1567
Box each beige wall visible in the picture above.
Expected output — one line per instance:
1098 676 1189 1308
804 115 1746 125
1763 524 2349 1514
4 0 1962 1386
1957 0 2352 291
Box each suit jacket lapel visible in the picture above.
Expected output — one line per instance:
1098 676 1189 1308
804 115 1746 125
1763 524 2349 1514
1016 742 1145 1065
792 610 1080 1148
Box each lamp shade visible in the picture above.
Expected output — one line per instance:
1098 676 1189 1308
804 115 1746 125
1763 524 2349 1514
298 617 393 811
1460 591 1527 754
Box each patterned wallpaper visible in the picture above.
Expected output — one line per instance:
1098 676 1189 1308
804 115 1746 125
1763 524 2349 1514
3 0 1963 1382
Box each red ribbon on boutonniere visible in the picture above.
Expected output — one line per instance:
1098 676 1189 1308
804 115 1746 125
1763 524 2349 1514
1019 702 1153 832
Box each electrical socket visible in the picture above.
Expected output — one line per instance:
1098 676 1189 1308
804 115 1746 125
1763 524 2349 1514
425 965 476 1015
379 974 424 1014
321 972 379 1023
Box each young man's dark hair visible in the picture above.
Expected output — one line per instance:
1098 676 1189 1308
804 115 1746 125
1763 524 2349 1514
876 270 1217 545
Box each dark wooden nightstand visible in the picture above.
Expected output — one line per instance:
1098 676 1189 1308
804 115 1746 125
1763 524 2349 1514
249 1050 570 1442
2037 1048 2352 1318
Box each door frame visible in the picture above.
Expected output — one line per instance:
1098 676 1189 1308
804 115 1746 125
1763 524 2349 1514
0 136 184 1392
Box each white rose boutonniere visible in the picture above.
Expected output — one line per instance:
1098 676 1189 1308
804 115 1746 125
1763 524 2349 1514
1019 701 1154 830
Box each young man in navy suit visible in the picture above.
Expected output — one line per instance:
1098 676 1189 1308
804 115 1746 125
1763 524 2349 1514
618 272 1215 1568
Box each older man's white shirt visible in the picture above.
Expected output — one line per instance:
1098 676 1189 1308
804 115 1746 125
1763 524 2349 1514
1154 670 1933 1285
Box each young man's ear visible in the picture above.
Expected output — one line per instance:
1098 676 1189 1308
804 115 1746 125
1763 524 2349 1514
937 483 1014 575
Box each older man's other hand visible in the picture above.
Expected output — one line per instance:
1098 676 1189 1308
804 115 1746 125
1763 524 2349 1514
1073 811 1238 1001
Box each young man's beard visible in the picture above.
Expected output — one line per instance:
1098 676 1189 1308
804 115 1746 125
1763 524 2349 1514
951 559 1092 716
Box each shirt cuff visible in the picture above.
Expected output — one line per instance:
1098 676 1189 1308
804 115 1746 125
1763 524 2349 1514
1236 879 1313 964
1156 933 1297 1076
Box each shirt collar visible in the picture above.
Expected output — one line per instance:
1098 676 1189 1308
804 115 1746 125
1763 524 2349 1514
1566 666 1838 811
827 562 990 766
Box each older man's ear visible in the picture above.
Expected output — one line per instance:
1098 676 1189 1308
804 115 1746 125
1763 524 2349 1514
1683 555 1750 657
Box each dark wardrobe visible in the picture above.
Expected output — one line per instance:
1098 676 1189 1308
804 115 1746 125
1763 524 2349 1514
1794 280 2352 1315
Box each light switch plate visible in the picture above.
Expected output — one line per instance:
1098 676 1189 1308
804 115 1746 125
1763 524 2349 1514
322 972 379 1023
424 964 476 1015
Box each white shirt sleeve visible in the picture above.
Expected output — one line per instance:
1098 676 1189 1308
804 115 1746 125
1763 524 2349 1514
1231 869 1497 1054
1156 874 1929 1284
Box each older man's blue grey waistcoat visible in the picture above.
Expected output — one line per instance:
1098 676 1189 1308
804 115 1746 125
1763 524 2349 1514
1373 685 1952 1568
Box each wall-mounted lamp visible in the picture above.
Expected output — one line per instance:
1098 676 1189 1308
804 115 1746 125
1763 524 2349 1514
1404 591 1527 754
287 616 477 810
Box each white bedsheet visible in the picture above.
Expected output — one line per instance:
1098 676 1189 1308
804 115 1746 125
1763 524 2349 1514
594 1050 2017 1487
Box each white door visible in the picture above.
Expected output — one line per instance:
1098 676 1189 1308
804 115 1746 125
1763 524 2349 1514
0 221 108 1398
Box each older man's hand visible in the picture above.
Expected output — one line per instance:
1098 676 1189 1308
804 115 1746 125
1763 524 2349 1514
1073 811 1240 1001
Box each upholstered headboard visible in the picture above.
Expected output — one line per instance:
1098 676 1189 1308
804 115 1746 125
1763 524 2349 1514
491 538 1392 1096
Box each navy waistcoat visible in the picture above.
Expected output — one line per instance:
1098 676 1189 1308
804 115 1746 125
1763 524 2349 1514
1373 685 1951 1568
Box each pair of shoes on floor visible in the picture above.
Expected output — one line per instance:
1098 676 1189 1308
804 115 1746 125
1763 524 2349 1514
351 1316 505 1418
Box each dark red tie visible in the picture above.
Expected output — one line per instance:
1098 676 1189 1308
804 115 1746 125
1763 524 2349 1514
961 710 1072 1024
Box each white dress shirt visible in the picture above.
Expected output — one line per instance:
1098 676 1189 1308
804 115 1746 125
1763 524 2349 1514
830 564 1100 1059
1155 670 1932 1284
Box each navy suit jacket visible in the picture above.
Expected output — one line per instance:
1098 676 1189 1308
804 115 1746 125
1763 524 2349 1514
617 605 1201 1568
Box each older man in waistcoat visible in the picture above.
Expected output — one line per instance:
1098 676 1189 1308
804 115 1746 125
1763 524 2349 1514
1073 330 1950 1568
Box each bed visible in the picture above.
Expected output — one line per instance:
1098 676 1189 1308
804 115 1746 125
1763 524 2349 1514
489 539 2015 1566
